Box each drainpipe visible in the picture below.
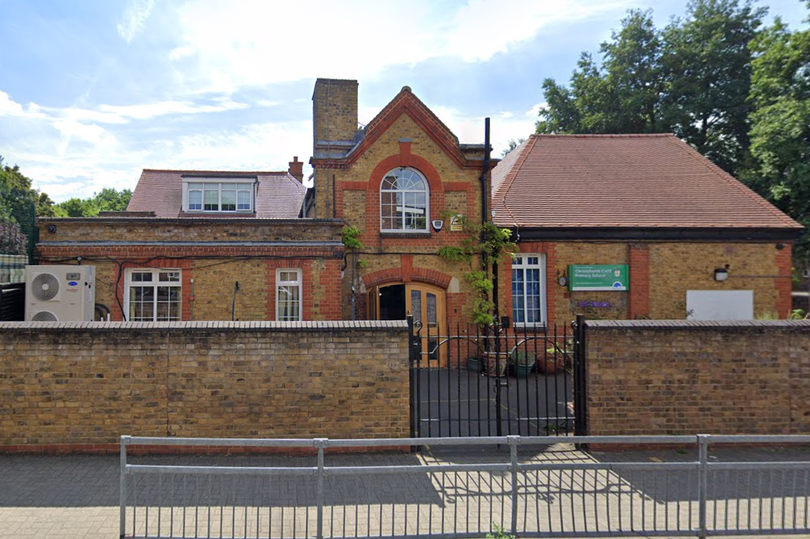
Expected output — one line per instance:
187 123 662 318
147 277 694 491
231 281 240 321
480 118 499 322
479 118 490 227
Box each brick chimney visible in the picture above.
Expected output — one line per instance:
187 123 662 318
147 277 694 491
288 156 303 181
312 78 358 158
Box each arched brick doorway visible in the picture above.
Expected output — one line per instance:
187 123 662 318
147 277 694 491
369 282 447 367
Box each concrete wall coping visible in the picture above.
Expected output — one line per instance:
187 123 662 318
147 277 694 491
586 319 810 331
0 320 409 332
37 217 346 226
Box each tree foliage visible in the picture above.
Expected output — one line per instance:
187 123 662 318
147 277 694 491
536 0 810 259
663 0 765 174
537 9 665 135
501 138 526 158
537 0 764 176
54 188 132 217
0 221 27 256
0 156 56 257
747 17 810 256
0 156 56 222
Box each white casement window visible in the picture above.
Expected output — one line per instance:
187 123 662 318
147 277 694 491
380 168 429 232
512 255 546 326
183 179 255 213
125 268 182 322
276 268 302 321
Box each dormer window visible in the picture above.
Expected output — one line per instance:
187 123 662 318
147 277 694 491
182 177 256 213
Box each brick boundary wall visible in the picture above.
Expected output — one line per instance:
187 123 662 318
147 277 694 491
585 320 810 436
0 321 410 453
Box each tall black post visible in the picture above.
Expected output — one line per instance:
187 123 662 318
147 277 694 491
573 314 588 436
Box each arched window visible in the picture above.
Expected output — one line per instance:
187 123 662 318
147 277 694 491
380 168 429 232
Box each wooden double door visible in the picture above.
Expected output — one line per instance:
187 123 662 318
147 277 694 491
370 282 447 367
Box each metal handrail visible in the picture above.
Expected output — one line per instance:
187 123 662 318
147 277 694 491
121 434 810 539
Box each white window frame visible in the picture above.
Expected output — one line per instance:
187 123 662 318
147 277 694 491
380 168 429 232
276 268 302 322
124 268 182 322
182 178 256 213
511 255 546 327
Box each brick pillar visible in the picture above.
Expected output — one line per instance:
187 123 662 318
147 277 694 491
628 244 650 319
775 242 793 318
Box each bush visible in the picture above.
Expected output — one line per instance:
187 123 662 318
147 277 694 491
0 220 26 255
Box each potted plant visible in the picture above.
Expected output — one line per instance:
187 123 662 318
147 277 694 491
484 350 509 377
539 347 566 375
510 350 535 378
467 353 483 373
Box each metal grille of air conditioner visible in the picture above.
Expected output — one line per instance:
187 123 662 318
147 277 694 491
31 273 60 301
30 310 58 321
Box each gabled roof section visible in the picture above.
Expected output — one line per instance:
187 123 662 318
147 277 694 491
492 134 802 234
127 169 306 219
313 86 486 169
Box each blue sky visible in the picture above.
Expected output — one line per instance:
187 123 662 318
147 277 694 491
0 0 808 202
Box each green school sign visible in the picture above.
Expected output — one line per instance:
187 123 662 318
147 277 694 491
569 265 629 291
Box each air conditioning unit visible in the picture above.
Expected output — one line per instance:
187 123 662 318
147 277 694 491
25 265 95 322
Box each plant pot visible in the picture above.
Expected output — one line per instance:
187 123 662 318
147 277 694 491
484 351 508 378
467 356 482 373
509 351 536 378
513 363 533 378
537 356 563 375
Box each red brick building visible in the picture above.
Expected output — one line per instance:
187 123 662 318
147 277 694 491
37 164 345 322
492 134 803 325
34 81 803 328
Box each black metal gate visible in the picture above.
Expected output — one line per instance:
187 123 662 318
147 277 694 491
408 314 587 437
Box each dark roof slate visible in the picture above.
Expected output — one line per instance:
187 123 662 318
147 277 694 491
127 169 306 218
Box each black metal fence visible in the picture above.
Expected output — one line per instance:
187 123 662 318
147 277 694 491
407 316 586 438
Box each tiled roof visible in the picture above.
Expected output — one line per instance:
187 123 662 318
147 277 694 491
492 134 802 231
127 169 306 219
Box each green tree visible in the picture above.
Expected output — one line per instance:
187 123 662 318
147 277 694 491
0 221 27 256
0 156 55 221
500 138 526 157
537 10 664 134
602 9 666 133
746 16 810 256
54 188 132 217
0 156 55 257
536 1 764 176
663 0 766 175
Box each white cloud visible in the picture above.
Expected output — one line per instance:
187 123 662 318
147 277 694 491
53 120 118 157
427 103 541 157
83 98 248 124
0 90 258 201
0 90 24 115
1 0 641 202
117 0 156 43
448 0 635 61
168 0 636 93
150 121 312 175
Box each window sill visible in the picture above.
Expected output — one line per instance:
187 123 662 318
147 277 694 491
512 324 548 332
179 211 257 218
380 231 431 239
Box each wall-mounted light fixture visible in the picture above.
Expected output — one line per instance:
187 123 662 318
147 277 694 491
556 269 568 287
714 265 730 282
